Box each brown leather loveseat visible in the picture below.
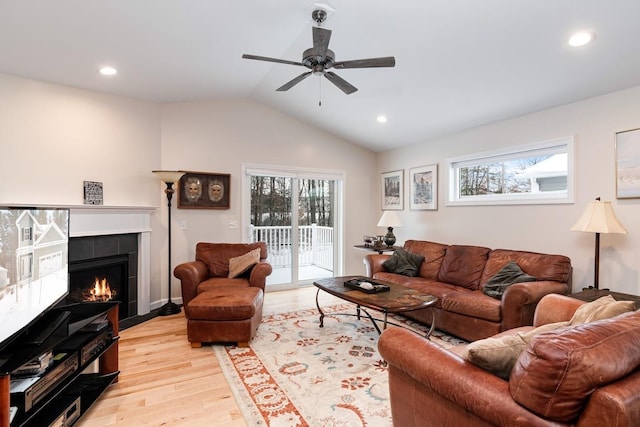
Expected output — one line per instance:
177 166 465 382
378 294 640 426
364 240 572 341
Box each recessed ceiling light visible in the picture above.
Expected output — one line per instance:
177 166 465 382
568 32 596 47
99 66 118 76
376 115 388 123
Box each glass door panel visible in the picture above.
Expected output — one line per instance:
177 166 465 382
297 178 334 282
250 176 293 286
248 174 337 288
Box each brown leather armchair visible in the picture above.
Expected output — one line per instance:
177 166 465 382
174 242 272 347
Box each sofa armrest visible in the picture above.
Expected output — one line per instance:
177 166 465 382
533 293 584 326
248 260 272 291
174 260 209 306
578 371 640 426
363 254 391 277
378 327 553 426
500 281 570 330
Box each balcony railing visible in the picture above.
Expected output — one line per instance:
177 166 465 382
250 224 333 271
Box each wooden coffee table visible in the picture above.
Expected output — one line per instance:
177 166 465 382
313 276 437 338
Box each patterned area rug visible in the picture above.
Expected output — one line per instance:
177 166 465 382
213 304 466 426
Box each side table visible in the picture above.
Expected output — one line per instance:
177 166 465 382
353 244 397 255
570 288 640 309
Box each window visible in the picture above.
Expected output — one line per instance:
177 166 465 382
447 137 574 205
21 227 32 242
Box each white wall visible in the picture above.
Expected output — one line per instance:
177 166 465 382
159 99 378 294
0 73 161 207
378 85 640 294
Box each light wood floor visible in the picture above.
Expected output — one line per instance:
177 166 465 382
78 286 339 427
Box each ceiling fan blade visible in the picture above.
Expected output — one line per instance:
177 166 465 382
332 56 396 69
277 72 312 91
312 27 331 57
242 54 304 67
324 71 358 94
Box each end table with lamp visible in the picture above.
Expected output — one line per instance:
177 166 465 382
569 197 639 307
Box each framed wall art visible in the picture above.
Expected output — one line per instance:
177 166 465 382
381 170 403 210
409 164 438 210
83 180 104 205
616 128 640 199
178 171 231 209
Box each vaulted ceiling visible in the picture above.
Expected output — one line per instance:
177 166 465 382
2 1 640 152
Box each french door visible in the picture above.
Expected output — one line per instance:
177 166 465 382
243 165 343 290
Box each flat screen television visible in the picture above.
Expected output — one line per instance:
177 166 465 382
0 207 69 352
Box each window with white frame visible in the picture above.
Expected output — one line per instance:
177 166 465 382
447 137 574 206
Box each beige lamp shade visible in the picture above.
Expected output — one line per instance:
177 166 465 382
152 170 185 184
570 198 626 290
570 199 627 234
377 210 403 227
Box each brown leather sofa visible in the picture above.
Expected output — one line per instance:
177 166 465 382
378 294 640 426
364 240 572 341
173 242 272 347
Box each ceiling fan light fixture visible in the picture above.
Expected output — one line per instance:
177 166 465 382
242 8 395 96
377 115 388 123
568 31 596 47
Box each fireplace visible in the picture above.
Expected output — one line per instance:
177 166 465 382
68 233 138 321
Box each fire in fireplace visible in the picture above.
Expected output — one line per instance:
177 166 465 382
68 254 129 320
85 276 117 302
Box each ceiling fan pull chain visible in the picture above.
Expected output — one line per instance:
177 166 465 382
318 76 322 107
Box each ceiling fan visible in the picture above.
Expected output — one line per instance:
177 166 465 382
242 9 395 95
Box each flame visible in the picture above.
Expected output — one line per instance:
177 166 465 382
83 277 116 302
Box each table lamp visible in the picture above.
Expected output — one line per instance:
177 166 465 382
377 211 402 247
570 197 627 290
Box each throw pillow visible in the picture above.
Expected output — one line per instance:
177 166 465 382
568 295 636 325
381 247 425 277
482 261 537 299
228 248 261 279
463 321 568 380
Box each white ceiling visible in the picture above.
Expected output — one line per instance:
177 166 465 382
2 1 640 152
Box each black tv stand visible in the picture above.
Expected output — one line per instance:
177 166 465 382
0 302 120 427
22 311 70 347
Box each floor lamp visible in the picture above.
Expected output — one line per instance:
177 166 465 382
153 170 185 316
570 197 627 291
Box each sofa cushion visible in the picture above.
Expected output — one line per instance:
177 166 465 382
441 291 501 322
568 295 636 325
403 240 448 280
463 321 568 379
437 245 491 290
481 249 572 285
198 277 251 294
509 310 640 423
482 261 537 299
228 248 261 278
382 247 425 277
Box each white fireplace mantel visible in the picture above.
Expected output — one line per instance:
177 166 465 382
69 206 155 237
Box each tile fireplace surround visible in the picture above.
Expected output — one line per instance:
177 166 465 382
70 207 154 318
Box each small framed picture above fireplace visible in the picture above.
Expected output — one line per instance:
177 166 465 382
178 171 231 209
